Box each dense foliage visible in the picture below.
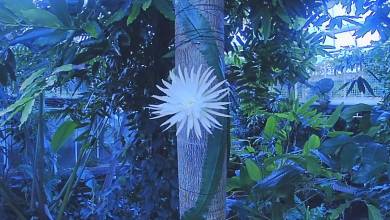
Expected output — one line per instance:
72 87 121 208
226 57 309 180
0 0 389 219
0 0 177 219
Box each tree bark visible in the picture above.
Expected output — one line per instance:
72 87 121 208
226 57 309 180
175 0 226 219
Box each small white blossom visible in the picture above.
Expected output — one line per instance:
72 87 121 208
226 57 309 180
149 65 230 139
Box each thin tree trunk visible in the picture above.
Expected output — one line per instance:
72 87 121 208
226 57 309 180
32 93 48 219
175 0 226 219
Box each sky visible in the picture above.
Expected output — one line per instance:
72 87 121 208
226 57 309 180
322 3 380 50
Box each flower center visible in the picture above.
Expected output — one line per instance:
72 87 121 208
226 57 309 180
184 98 197 108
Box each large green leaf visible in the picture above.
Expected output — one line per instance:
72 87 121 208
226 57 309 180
20 8 63 28
48 0 71 26
51 120 78 152
127 3 141 25
82 21 102 39
261 8 272 42
297 96 318 114
264 116 277 140
152 0 175 21
52 64 85 74
341 104 372 121
105 7 128 25
245 159 261 181
20 68 46 91
367 204 383 220
353 142 388 184
253 165 303 189
0 6 17 24
2 0 34 15
0 64 8 85
303 134 320 155
320 135 353 155
0 106 23 127
0 96 35 118
339 143 359 171
142 0 152 10
227 176 241 192
19 98 35 127
326 103 344 127
329 202 350 220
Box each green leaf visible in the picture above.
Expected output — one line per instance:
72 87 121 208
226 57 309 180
2 0 34 15
245 159 261 181
227 176 241 192
0 105 23 127
275 8 291 24
275 112 295 121
320 135 353 155
303 134 321 155
339 143 359 170
105 8 127 25
152 0 174 21
367 204 383 220
341 104 372 121
19 98 35 127
53 64 73 74
326 103 344 127
0 96 35 118
52 64 85 74
246 145 255 153
51 120 78 152
298 96 318 114
329 202 350 220
328 131 353 137
0 6 17 24
305 156 322 175
264 116 277 140
20 8 63 28
20 68 46 91
253 165 303 189
142 0 152 11
353 142 388 184
82 21 102 39
0 65 8 85
48 0 71 26
275 140 283 155
127 4 141 25
261 9 272 42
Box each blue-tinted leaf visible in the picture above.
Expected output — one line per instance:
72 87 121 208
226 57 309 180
153 0 174 21
303 134 321 155
253 165 303 189
320 135 353 155
51 120 78 152
49 0 71 26
341 104 372 121
19 98 35 126
127 3 141 25
264 116 277 140
0 6 17 24
83 21 102 39
2 0 34 15
20 9 64 28
245 159 261 181
326 103 344 127
367 204 383 220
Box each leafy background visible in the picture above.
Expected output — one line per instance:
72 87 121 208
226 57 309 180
0 0 389 219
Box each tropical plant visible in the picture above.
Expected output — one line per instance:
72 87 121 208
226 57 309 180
228 98 389 219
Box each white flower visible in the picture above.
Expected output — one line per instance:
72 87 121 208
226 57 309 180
149 65 230 139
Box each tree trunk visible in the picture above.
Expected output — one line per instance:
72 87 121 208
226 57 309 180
175 0 226 219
